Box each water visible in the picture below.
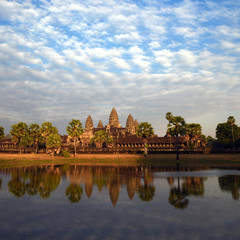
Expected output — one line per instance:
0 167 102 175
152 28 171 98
0 165 240 240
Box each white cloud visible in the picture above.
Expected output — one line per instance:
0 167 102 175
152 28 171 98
112 57 131 70
217 25 240 39
149 42 161 49
0 0 240 137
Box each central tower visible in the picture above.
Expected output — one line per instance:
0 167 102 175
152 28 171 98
109 107 121 128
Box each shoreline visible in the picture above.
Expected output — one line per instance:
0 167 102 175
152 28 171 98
0 153 239 168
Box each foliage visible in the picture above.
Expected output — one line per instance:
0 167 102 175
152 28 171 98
165 112 186 137
41 122 58 141
186 123 202 137
166 112 186 160
227 116 236 147
46 134 62 154
29 123 43 153
66 119 83 138
66 119 83 155
227 116 235 126
61 150 70 158
216 121 240 148
137 122 154 138
10 122 29 153
206 136 217 147
90 130 113 148
0 126 5 139
186 123 203 148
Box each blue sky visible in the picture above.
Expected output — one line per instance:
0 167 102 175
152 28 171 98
0 0 240 137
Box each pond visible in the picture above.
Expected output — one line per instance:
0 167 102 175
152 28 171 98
0 164 240 240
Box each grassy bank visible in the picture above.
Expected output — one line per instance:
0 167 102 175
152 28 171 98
0 153 142 168
0 153 239 168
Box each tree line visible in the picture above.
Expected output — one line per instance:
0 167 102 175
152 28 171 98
0 114 239 155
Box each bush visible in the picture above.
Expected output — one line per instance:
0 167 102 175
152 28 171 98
61 150 70 158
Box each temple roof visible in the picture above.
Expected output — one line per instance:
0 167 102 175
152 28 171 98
109 107 121 128
85 115 93 132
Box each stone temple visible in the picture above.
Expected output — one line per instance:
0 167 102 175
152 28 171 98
80 107 139 147
0 107 207 154
69 107 192 153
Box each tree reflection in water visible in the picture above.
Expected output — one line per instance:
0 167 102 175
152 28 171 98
65 183 83 203
219 175 240 200
8 177 26 198
137 167 155 202
7 167 60 199
4 165 240 206
168 177 206 209
168 177 189 209
138 184 155 202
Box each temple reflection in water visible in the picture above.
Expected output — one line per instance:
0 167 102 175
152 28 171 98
0 165 240 207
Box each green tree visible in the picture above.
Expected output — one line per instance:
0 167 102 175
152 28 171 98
29 124 43 153
21 132 32 153
166 112 186 160
41 122 58 152
137 122 154 156
90 130 113 148
206 135 216 148
10 122 29 154
46 133 62 156
216 121 240 149
186 123 202 148
66 119 83 156
0 126 5 139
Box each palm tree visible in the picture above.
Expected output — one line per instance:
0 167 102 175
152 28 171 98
90 130 113 149
10 122 29 154
66 119 83 156
137 122 154 157
186 123 202 148
166 112 186 160
227 116 235 149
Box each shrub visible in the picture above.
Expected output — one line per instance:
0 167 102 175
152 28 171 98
61 150 70 158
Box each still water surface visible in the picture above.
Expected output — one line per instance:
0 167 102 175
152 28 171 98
0 165 240 240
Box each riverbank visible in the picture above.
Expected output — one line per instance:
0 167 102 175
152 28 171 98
0 153 239 168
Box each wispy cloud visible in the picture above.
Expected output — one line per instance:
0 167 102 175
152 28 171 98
0 0 240 137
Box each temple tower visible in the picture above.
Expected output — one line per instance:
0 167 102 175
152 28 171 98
85 115 93 132
97 120 103 128
126 114 135 134
109 107 121 128
134 119 139 132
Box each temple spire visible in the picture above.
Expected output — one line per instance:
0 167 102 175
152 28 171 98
85 115 93 132
126 114 135 134
97 120 103 128
109 107 121 128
